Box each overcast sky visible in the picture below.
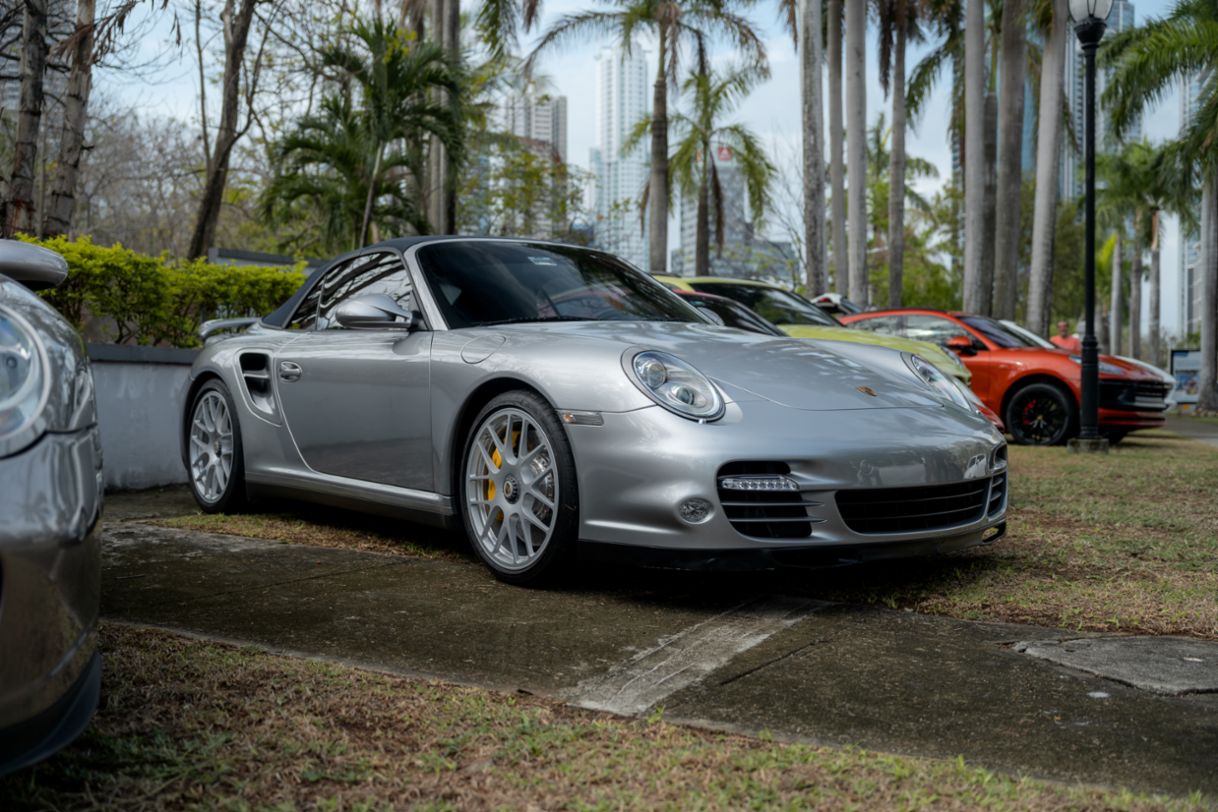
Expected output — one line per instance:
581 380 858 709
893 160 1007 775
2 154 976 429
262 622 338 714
106 0 1189 334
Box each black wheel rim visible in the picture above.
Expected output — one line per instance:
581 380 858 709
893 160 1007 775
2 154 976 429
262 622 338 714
1014 393 1067 444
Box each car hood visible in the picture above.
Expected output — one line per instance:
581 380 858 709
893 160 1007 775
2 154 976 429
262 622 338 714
1000 346 1162 381
491 321 958 413
776 323 970 383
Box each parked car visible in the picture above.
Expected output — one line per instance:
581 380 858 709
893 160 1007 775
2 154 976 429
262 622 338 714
840 308 1171 445
0 240 103 777
808 292 863 316
185 239 1008 584
997 319 1177 412
653 275 973 386
675 288 1005 432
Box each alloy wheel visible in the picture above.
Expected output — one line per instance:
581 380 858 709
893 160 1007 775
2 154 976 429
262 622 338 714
189 390 235 503
464 407 558 572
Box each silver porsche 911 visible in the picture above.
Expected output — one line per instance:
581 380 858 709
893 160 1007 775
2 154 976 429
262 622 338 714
183 238 1008 584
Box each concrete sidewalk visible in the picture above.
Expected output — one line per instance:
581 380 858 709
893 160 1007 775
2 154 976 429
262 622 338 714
101 516 1218 800
1165 414 1218 449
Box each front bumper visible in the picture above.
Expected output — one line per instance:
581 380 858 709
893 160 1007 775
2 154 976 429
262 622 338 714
1098 407 1166 431
0 426 103 776
565 399 1007 552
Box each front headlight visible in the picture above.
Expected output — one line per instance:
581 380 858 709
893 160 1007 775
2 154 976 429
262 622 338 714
626 350 724 421
0 306 47 441
904 353 973 411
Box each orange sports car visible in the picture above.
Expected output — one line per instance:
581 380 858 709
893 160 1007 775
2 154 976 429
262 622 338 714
840 308 1171 445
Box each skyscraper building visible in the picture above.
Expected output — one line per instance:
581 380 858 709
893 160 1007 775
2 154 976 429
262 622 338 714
1059 0 1139 202
591 45 650 270
499 92 568 163
1179 70 1206 337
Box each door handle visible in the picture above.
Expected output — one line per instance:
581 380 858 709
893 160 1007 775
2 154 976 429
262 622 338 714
278 361 302 382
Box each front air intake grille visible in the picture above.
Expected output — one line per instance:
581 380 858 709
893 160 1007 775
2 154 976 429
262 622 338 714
987 472 1007 517
717 462 818 539
836 476 1002 535
1099 380 1171 411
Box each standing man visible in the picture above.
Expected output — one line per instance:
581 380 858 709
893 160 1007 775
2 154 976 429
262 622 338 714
1050 320 1082 353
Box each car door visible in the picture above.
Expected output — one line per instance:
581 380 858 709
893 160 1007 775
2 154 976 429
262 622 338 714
902 314 996 404
274 251 434 491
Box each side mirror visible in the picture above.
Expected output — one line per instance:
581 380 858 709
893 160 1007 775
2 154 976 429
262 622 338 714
0 239 68 290
945 335 977 356
334 293 415 330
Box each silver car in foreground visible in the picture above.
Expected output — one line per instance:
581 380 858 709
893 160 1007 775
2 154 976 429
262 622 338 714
183 238 1008 584
0 241 102 776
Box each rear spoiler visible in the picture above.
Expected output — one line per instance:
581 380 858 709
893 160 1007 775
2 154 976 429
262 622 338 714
199 317 259 342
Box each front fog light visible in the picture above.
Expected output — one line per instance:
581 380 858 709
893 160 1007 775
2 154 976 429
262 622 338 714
678 497 714 525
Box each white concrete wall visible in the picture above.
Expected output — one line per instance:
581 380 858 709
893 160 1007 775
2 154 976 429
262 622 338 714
89 348 195 490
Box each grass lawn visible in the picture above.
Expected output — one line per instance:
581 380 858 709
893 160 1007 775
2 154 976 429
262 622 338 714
0 624 1207 811
153 432 1218 639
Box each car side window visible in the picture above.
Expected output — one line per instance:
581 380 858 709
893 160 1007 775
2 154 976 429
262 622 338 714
904 315 970 345
852 315 903 335
286 275 325 330
315 252 415 330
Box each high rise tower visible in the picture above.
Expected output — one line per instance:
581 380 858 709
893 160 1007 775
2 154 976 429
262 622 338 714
591 45 650 269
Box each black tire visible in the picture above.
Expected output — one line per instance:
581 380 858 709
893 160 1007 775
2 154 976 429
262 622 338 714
458 390 579 586
185 379 247 513
1004 382 1078 446
1106 431 1128 445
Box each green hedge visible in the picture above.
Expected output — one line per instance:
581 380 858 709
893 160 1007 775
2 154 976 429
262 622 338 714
24 236 308 348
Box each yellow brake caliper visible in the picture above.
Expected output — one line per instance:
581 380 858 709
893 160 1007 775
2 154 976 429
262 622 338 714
485 429 521 502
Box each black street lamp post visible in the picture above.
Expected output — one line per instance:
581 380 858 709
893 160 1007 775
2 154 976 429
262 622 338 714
1068 0 1113 453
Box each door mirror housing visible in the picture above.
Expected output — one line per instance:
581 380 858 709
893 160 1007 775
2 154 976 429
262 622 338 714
334 294 415 330
945 335 977 356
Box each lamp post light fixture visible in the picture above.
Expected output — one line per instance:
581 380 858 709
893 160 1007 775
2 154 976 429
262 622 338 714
1068 0 1114 454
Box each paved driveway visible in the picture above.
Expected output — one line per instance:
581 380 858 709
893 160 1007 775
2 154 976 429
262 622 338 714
101 502 1218 799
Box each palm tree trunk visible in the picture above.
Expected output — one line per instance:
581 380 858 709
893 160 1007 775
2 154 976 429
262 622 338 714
978 91 997 315
1129 236 1142 358
42 0 96 239
4 0 49 237
1199 175 1218 413
442 0 459 233
648 25 670 273
828 0 847 295
800 0 827 295
695 147 710 275
1026 1 1067 337
845 0 867 305
1109 232 1122 356
188 0 258 259
962 0 986 313
359 145 385 247
887 2 907 308
1149 209 1161 365
992 0 1026 320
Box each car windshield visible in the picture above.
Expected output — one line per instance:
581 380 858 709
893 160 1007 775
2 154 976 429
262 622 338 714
687 282 841 327
684 294 786 336
416 242 702 329
998 319 1057 349
959 315 1034 348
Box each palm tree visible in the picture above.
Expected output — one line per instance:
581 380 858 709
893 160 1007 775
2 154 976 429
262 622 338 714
845 0 868 305
991 0 1027 320
528 0 767 273
876 0 925 307
263 22 464 253
655 65 776 274
1026 0 1068 338
1104 0 1218 410
827 0 847 293
321 19 465 245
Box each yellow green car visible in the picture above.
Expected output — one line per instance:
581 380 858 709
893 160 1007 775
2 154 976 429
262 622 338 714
654 275 972 385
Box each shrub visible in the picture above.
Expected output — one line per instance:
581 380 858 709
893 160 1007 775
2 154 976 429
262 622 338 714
23 235 307 348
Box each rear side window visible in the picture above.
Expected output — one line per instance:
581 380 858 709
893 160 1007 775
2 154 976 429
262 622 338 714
904 314 970 345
